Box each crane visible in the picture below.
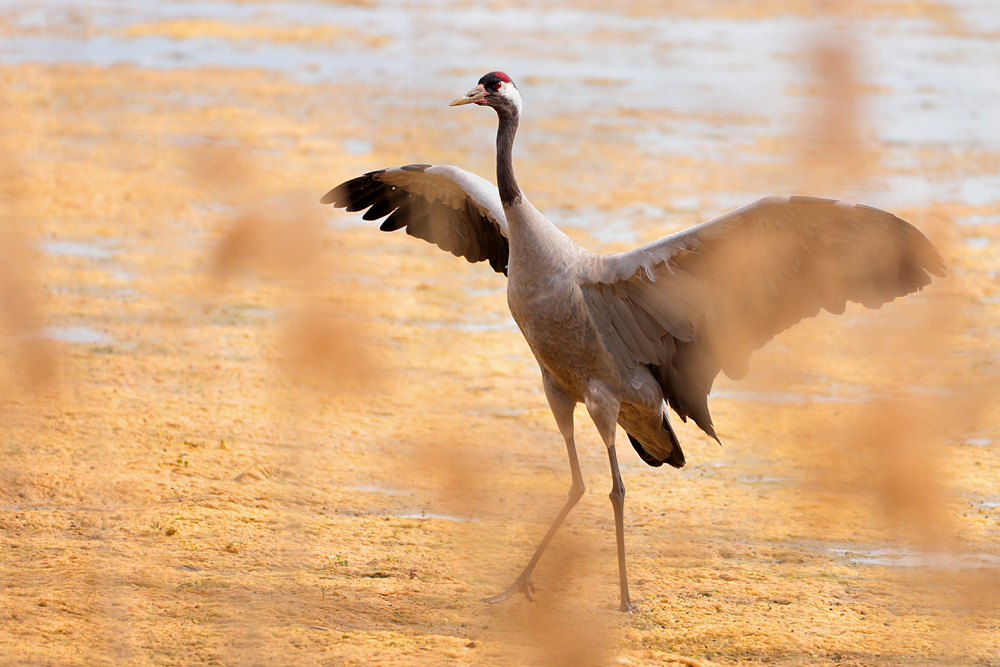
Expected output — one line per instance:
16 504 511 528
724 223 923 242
321 72 945 612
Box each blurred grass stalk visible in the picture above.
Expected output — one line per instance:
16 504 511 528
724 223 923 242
788 10 998 660
198 144 376 395
0 151 57 394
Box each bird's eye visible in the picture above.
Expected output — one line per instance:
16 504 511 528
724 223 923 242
493 81 502 90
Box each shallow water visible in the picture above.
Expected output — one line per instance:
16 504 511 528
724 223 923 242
40 239 116 260
959 213 1000 226
43 325 114 345
5 0 1000 219
829 546 1000 570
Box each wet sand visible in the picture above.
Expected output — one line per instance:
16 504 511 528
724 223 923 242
2 3 999 665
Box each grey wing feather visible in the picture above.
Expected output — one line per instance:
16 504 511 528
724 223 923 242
321 164 509 275
580 195 945 439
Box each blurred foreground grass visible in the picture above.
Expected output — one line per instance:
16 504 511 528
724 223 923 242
0 42 998 667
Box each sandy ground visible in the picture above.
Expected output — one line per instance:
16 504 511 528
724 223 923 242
1 8 999 665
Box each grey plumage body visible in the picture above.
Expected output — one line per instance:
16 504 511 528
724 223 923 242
505 198 676 461
322 72 945 611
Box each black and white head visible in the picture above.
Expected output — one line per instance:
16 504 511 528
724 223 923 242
449 71 522 116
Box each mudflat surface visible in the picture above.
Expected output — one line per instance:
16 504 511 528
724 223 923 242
1 2 999 665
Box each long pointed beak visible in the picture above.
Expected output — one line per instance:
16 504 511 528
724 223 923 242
449 84 488 106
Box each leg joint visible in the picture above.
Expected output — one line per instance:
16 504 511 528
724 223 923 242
608 483 625 503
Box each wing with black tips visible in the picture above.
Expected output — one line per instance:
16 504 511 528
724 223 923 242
322 164 510 275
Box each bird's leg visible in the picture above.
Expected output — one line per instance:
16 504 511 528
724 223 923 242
584 382 633 613
605 444 632 612
483 378 584 605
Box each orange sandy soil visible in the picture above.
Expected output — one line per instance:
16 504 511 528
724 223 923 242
1 54 999 667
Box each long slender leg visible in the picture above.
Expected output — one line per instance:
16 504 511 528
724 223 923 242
605 444 632 612
584 381 633 613
483 375 584 604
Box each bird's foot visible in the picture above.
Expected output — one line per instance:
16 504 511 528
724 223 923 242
481 575 536 604
618 599 634 613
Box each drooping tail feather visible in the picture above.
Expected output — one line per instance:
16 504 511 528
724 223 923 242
627 417 685 469
628 433 664 467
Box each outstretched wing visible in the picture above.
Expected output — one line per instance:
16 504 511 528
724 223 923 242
579 195 946 438
321 164 510 275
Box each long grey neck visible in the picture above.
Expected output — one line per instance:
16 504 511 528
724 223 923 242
496 108 521 206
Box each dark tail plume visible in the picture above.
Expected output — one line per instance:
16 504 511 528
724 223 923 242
627 418 685 469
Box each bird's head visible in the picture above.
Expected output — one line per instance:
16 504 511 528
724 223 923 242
450 71 521 114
